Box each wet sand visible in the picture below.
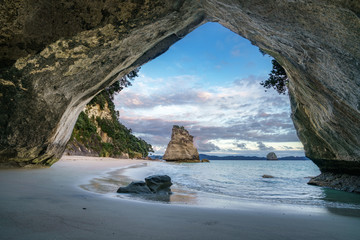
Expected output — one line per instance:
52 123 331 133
0 156 359 240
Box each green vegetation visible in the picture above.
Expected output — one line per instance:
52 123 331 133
173 125 185 130
259 49 289 95
68 68 154 158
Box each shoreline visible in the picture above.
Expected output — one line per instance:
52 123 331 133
1 156 360 240
96 159 360 217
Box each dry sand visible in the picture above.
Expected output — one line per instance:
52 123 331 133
1 156 360 240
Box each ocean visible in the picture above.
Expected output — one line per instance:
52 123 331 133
81 160 360 214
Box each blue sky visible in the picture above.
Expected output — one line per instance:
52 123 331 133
114 22 305 157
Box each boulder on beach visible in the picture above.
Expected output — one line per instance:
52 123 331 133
117 175 172 195
145 175 172 194
117 181 152 194
163 125 200 162
266 152 278 160
201 159 210 163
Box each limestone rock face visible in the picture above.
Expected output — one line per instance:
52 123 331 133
0 0 204 166
266 152 278 160
0 0 359 179
308 173 360 193
163 126 200 162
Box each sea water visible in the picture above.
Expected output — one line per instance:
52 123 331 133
82 160 360 213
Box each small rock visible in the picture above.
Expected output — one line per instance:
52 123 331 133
201 159 210 162
262 174 274 178
145 175 172 194
117 181 152 194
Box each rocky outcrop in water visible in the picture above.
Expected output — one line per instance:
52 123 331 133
262 175 274 179
308 173 360 193
0 1 359 191
266 152 278 160
163 126 200 162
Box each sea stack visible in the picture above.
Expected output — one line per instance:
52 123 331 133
266 152 278 160
163 126 200 162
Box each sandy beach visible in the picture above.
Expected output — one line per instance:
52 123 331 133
1 156 360 240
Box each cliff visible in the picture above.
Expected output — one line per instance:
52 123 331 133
163 126 200 162
65 92 153 158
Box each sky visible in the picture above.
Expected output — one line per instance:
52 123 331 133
114 22 305 157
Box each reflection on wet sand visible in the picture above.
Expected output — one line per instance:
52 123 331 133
322 188 360 217
80 163 199 205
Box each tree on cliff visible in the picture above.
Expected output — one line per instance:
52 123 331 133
68 67 154 158
89 68 139 110
259 50 289 95
105 68 140 100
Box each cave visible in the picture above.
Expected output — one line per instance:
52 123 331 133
0 1 359 188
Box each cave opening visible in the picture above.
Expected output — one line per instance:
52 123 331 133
1 1 359 186
112 22 305 159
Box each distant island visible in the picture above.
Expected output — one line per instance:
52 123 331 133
150 154 309 161
266 152 278 160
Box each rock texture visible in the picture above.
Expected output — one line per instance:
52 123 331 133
117 175 172 195
308 173 360 193
163 126 200 162
266 152 278 160
0 0 359 189
0 0 205 167
64 93 150 158
117 181 153 194
262 175 274 179
145 175 172 195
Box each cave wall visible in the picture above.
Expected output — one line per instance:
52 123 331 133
0 0 359 172
0 0 205 166
202 1 360 173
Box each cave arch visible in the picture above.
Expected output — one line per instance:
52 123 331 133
0 1 359 179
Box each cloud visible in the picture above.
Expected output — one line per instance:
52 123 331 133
282 146 294 150
231 48 241 57
236 143 248 149
196 140 220 152
233 75 264 86
115 75 212 109
257 141 275 151
115 72 302 155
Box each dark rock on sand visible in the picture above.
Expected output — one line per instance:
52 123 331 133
308 173 360 193
117 175 172 195
117 181 152 194
145 175 172 194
